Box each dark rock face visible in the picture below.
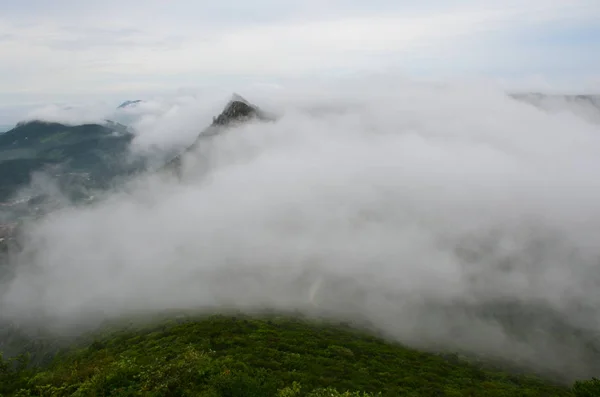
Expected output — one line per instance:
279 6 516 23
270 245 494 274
211 94 262 127
117 100 143 109
162 94 272 175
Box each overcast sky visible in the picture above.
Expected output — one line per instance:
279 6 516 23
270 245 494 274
0 0 599 122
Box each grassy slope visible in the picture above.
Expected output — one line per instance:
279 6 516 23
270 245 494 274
1 315 598 396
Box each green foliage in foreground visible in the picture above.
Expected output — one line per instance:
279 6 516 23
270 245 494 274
0 315 598 396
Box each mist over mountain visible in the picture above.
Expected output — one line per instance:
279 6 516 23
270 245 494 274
1 83 600 383
0 120 143 201
511 93 600 124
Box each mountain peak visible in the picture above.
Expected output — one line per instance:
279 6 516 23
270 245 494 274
117 100 143 109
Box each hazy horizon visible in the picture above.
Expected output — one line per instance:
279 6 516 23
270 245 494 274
1 0 599 122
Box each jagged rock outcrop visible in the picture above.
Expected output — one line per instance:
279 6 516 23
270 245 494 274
210 94 265 127
163 94 272 175
117 100 143 109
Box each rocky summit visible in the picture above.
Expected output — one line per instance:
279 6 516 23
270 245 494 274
163 93 272 173
211 93 264 127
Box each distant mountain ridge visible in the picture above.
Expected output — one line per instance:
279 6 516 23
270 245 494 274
0 119 143 203
511 93 600 107
0 94 272 250
0 92 596 214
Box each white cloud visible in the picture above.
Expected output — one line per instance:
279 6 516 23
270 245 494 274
2 76 600 380
0 0 599 112
0 0 600 122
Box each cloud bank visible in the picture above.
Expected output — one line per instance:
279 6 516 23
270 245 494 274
2 77 600 382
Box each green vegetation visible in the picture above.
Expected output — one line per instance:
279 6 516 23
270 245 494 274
0 121 145 202
39 131 71 144
0 315 598 396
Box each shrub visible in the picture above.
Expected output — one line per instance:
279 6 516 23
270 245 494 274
572 377 600 397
